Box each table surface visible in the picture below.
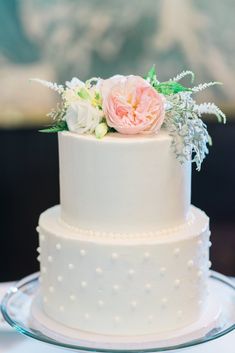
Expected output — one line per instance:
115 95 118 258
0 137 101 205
0 282 235 353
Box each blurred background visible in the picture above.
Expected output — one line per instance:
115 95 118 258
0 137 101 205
0 0 235 281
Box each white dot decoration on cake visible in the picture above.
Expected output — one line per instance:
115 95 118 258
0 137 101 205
174 279 181 288
49 286 54 293
68 263 74 270
37 247 41 253
69 294 76 301
112 284 120 292
111 252 119 260
128 269 135 277
131 301 137 309
56 243 62 250
80 249 86 256
84 313 90 320
208 260 212 268
159 267 166 276
47 255 53 263
145 283 152 292
177 310 183 318
43 296 48 303
208 241 212 248
39 234 45 242
143 252 150 260
37 255 41 262
187 259 194 269
95 267 103 275
147 315 153 323
197 239 203 247
161 298 168 308
81 281 87 288
197 270 203 279
57 275 63 282
198 300 203 307
41 266 47 274
59 305 64 312
173 247 180 257
114 316 120 323
98 300 104 307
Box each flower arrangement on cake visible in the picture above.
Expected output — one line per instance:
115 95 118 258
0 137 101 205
32 67 225 170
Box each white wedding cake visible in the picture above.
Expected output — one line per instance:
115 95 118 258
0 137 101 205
35 68 225 337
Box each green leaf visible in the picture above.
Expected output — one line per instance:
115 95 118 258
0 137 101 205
155 81 192 95
145 65 159 88
39 120 68 133
77 87 91 100
146 65 157 81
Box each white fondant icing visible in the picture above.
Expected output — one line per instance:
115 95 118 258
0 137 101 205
39 205 210 335
58 131 191 233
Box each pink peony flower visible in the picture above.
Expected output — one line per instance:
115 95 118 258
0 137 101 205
101 75 165 134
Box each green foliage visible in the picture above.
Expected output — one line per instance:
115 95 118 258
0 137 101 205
146 65 158 86
155 81 191 95
39 120 68 133
146 66 191 95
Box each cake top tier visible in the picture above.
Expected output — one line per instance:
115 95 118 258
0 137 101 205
58 129 191 233
33 66 225 170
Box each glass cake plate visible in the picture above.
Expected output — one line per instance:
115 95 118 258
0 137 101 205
1 271 235 352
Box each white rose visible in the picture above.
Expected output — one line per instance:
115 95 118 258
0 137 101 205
65 101 103 134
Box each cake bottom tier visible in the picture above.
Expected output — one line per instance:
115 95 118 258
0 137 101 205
37 205 211 336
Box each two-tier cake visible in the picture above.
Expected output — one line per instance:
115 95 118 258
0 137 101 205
35 67 225 337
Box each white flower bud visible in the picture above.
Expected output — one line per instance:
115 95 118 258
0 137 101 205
95 122 108 139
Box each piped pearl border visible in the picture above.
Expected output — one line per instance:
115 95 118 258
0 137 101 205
56 212 196 240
